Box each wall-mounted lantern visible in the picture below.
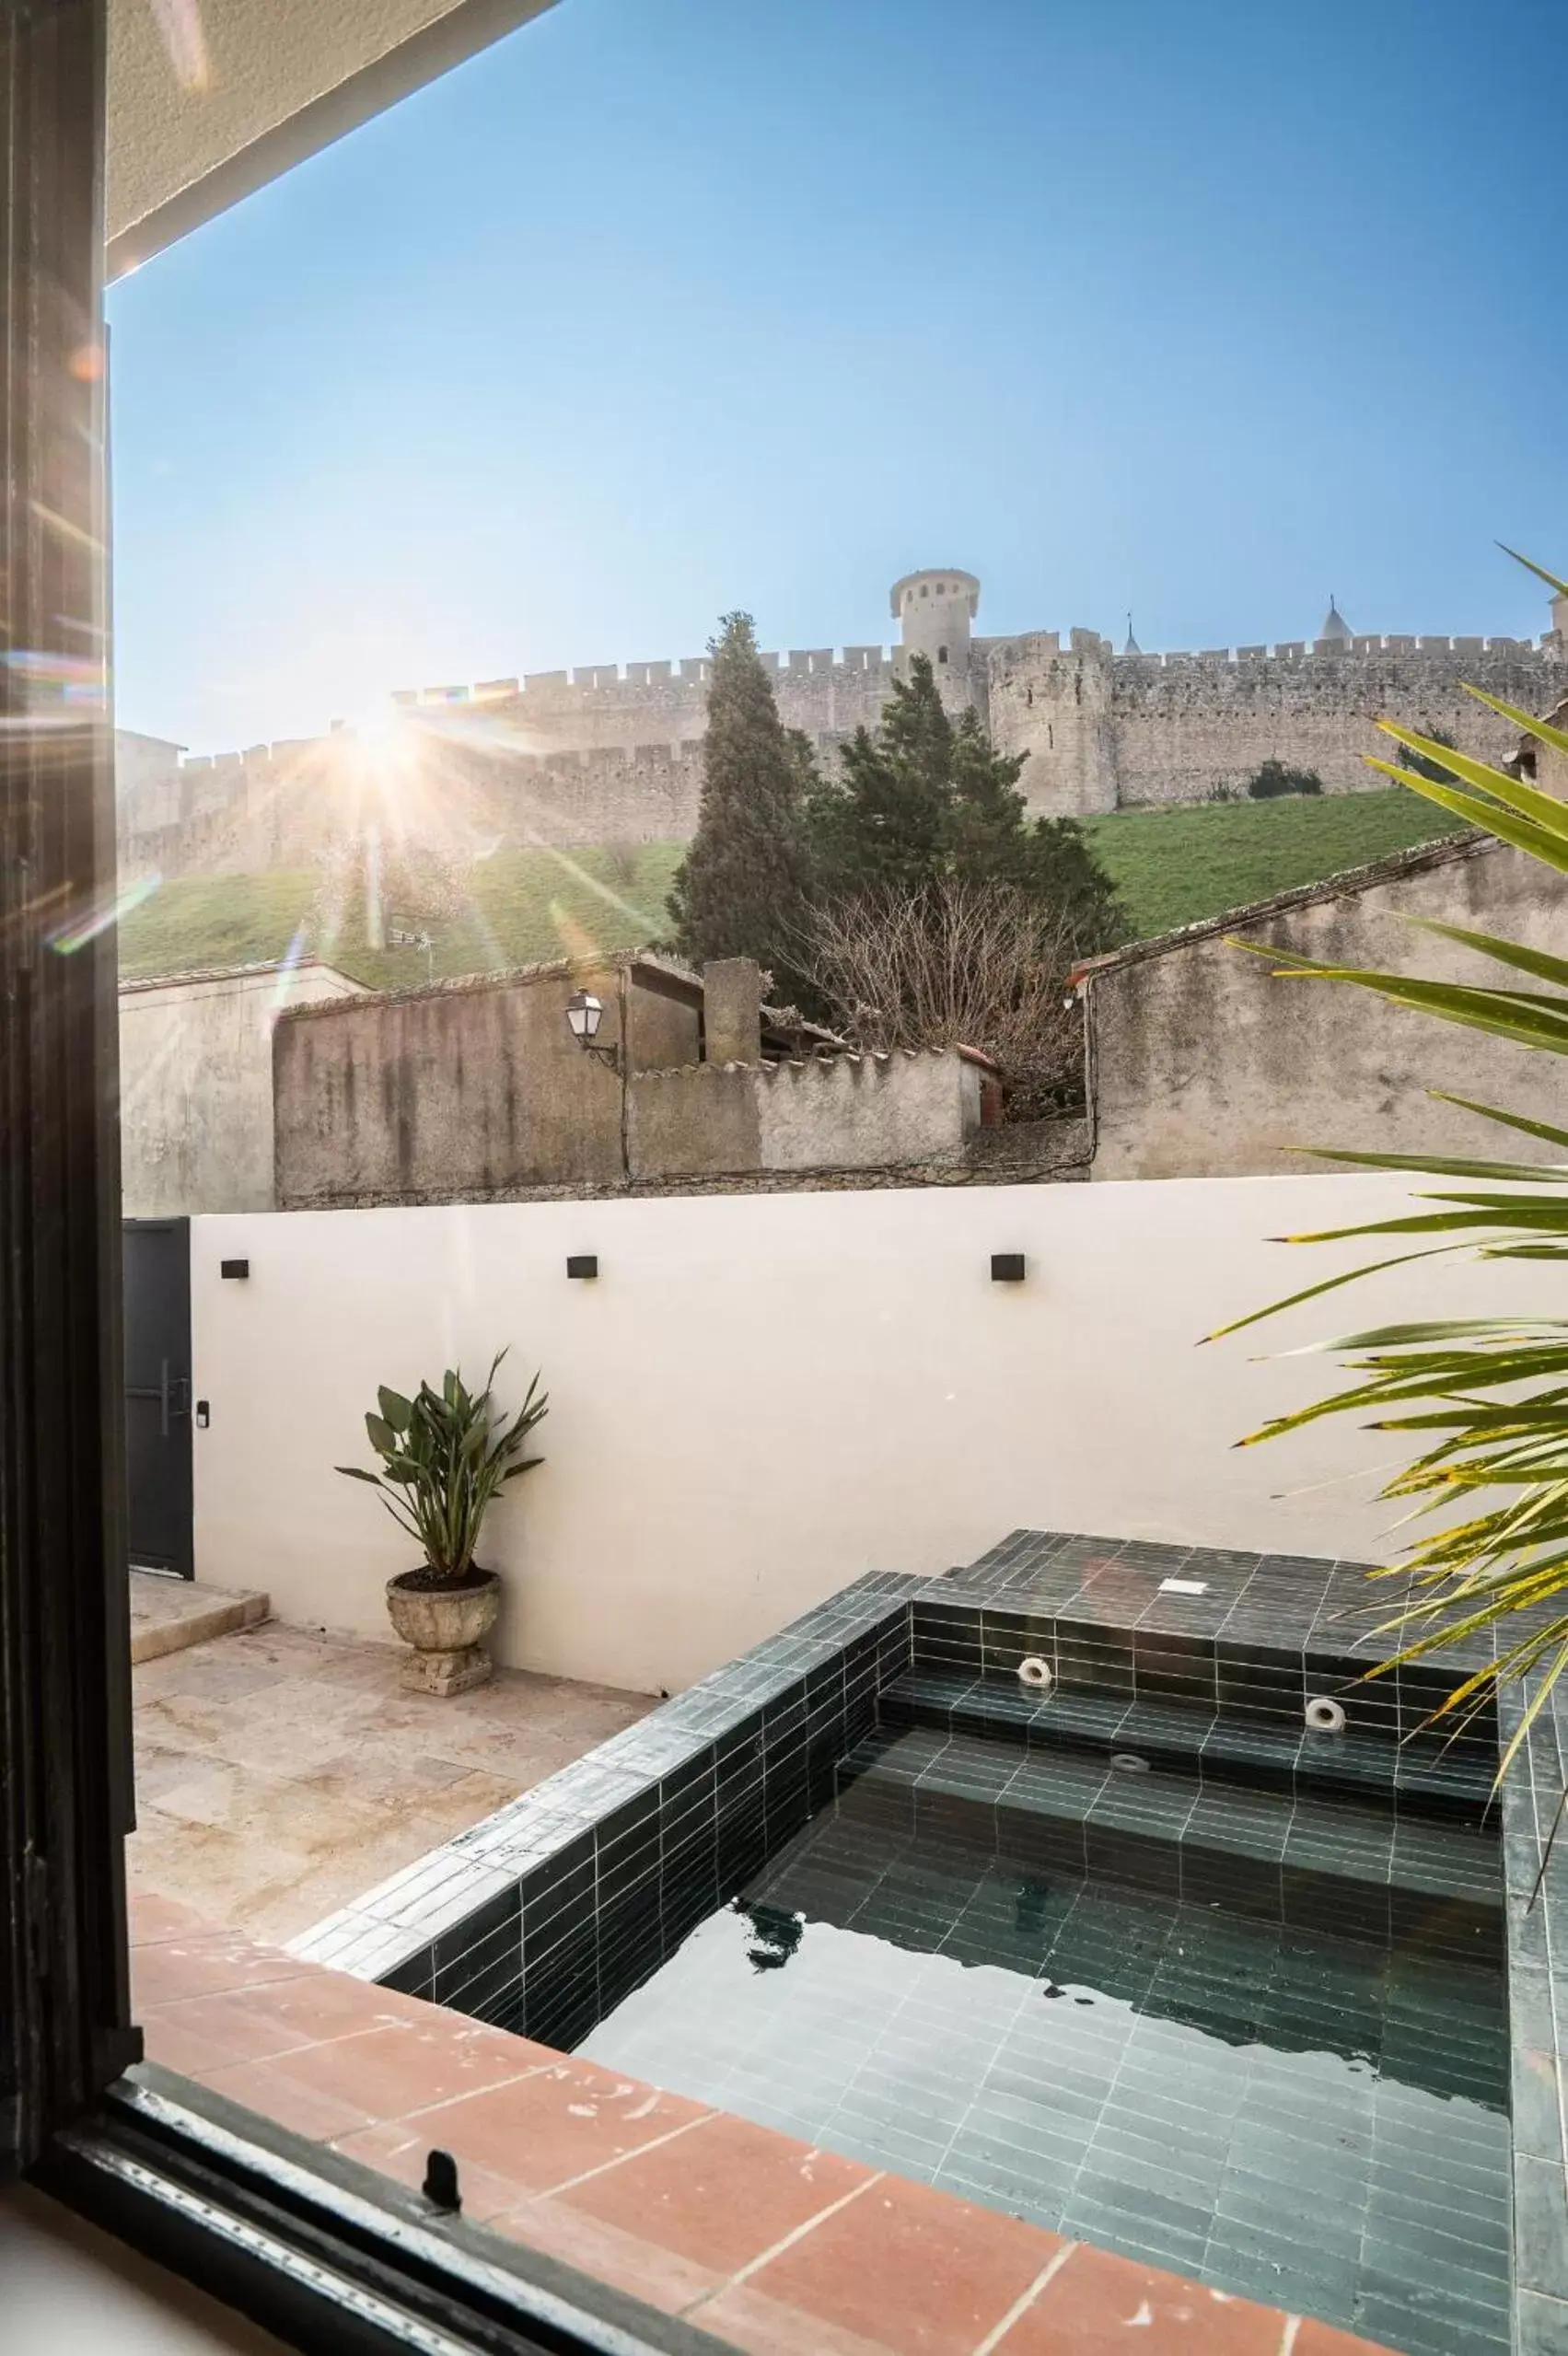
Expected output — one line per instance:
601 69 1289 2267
565 990 621 1073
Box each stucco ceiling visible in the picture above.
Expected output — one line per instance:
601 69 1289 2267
107 0 558 279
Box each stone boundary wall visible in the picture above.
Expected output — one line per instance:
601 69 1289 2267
628 1047 985 1183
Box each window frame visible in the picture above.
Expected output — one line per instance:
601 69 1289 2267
0 11 677 2350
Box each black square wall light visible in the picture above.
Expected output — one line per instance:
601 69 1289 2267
220 1259 250 1281
991 1254 1027 1283
565 1255 598 1281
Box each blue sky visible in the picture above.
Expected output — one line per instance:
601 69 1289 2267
108 0 1568 753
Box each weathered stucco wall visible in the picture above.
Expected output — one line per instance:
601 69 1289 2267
274 964 702 1207
189 1172 1549 1692
628 1050 982 1181
1086 838 1568 1180
120 961 363 1216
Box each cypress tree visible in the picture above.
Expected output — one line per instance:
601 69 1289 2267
667 612 814 981
809 656 955 899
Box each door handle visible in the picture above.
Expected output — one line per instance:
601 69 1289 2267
158 1358 169 1439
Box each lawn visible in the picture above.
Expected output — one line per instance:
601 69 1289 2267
115 790 1466 985
1083 787 1467 942
117 841 688 989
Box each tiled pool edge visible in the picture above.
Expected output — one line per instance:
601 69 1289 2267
1499 1677 1568 2356
287 1570 923 2044
289 1530 1568 2356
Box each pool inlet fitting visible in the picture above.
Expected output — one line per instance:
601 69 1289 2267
1017 1654 1053 1691
1304 1695 1346 1735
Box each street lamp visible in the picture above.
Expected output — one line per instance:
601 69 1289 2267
565 989 621 1071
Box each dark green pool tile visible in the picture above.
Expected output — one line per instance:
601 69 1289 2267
1517 2288 1568 2355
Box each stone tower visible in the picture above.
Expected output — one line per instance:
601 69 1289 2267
890 569 981 707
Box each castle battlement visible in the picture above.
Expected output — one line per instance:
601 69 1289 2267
1113 633 1556 668
122 565 1567 876
385 644 896 710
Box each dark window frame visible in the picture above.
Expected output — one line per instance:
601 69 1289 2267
0 11 673 2349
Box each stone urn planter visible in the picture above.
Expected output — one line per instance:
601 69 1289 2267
385 1567 502 1696
337 1351 548 1701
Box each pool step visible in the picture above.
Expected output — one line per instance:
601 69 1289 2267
877 1666 1496 1826
834 1723 1502 1961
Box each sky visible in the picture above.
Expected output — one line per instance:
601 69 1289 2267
107 0 1568 754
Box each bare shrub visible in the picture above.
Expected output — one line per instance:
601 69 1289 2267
601 840 643 889
796 879 1086 1119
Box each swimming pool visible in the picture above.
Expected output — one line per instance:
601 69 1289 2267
331 1538 1521 2356
578 1692 1510 2356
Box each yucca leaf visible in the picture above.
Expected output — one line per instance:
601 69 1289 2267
1372 720 1568 837
1458 682 1568 762
1427 1092 1568 1151
1361 753 1568 871
1497 542 1568 602
1289 1144 1568 1185
1402 917 1568 993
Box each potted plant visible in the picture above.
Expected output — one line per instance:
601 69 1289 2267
337 1352 547 1695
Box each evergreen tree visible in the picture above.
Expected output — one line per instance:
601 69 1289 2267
808 657 955 898
809 655 1122 952
667 613 815 980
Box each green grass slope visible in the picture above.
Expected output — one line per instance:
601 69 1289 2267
115 790 1465 985
117 841 687 989
1083 787 1467 942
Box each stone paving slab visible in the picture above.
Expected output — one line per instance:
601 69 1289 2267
131 1618 653 1944
129 1570 270 1665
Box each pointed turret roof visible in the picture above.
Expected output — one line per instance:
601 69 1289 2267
1318 596 1352 644
1122 610 1142 656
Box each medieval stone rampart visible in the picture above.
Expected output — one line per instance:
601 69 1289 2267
117 572 1565 878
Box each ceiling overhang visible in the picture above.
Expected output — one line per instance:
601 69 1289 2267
108 0 559 280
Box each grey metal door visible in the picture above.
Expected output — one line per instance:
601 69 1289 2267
123 1219 192 1580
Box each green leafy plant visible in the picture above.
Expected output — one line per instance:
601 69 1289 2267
336 1352 547 1585
1212 548 1568 1791
1247 759 1323 799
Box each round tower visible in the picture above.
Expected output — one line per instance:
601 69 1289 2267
890 569 981 690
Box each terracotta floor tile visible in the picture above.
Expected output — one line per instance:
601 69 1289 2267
132 1932 322 2011
740 2173 1059 2356
182 1967 430 2048
329 2119 539 2225
559 2112 875 2282
692 2282 906 2356
250 2017 547 2123
996 2244 1285 2354
196 2047 390 2141
380 2060 711 2197
141 1993 315 2077
492 2193 720 2316
127 1891 212 1946
1293 2322 1400 2356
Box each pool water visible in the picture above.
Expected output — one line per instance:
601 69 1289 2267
577 1808 1512 2356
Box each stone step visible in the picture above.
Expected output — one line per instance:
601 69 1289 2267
834 1723 1503 1963
877 1666 1496 1826
129 1572 270 1665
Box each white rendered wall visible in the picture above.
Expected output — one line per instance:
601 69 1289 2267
189 1177 1531 1696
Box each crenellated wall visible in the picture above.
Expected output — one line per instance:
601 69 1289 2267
117 575 1566 879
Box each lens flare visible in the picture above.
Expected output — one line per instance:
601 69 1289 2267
3 647 105 708
148 0 211 92
271 925 309 1008
48 872 160 955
